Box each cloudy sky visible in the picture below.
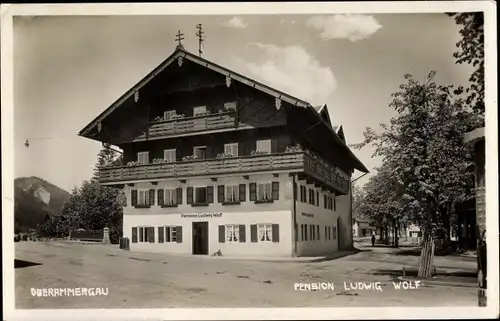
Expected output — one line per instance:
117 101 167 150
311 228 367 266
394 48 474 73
13 13 472 192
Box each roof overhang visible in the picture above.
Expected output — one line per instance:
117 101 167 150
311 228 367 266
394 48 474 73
79 48 310 137
464 127 485 146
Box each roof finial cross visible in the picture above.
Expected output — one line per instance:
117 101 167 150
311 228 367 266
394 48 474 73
175 30 185 49
195 24 205 57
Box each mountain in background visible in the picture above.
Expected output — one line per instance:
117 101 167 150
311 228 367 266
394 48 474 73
14 176 71 233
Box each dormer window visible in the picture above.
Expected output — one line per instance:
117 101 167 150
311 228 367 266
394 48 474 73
193 106 207 116
164 110 176 121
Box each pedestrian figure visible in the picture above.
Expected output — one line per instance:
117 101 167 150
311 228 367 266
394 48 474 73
371 234 375 247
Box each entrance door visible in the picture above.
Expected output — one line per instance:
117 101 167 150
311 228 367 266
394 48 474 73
192 222 209 255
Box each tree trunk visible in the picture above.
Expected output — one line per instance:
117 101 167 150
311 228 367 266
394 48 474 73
418 230 435 279
395 221 399 247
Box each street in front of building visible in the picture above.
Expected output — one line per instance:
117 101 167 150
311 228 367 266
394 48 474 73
15 241 477 309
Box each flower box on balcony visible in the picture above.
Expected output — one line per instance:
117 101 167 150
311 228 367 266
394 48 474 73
134 204 151 209
191 203 210 207
222 201 241 206
254 199 274 204
161 204 178 208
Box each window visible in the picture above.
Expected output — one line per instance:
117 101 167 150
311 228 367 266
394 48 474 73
304 224 308 241
332 226 337 240
317 225 320 240
256 139 271 154
299 185 306 202
138 226 153 243
258 224 273 242
333 196 337 211
310 225 315 241
163 226 177 242
138 190 149 206
301 224 304 242
309 189 315 205
257 183 272 201
325 226 327 241
226 225 240 243
328 226 331 240
225 185 239 202
164 149 176 163
193 106 207 116
193 146 207 160
164 110 176 121
195 187 208 204
224 143 239 157
137 152 149 165
224 101 237 111
316 191 319 206
164 189 177 205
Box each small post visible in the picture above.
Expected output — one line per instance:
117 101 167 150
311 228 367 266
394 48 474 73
103 227 110 244
195 24 205 57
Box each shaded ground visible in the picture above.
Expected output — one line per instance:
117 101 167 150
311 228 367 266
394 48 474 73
15 242 477 309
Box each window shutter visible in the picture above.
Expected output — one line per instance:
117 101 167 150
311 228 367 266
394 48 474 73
149 189 155 206
176 187 183 204
239 225 246 242
218 225 225 243
157 189 164 206
272 224 280 242
132 227 138 243
149 227 155 243
166 226 171 242
249 183 257 201
139 227 144 242
176 226 183 243
218 185 225 203
250 224 258 243
131 190 138 207
272 182 279 200
271 138 278 154
158 226 164 243
239 184 246 202
187 187 193 204
207 186 214 203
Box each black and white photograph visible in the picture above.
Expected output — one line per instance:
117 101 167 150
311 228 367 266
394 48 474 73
2 2 498 320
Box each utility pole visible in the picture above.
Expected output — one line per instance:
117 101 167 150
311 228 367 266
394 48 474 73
195 24 205 57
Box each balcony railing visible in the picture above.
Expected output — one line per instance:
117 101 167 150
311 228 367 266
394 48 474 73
99 150 350 194
135 111 237 140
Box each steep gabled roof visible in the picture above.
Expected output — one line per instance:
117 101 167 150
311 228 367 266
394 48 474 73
78 47 368 173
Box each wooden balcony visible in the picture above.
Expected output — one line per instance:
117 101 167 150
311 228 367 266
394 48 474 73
99 150 351 195
134 111 237 141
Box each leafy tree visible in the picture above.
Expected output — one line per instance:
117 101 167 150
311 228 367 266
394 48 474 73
447 12 484 120
92 143 118 181
352 71 476 278
39 146 126 243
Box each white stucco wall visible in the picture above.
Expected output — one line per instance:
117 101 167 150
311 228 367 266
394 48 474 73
294 179 339 257
336 193 352 250
122 173 294 257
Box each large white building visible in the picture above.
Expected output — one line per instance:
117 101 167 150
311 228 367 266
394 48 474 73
79 45 368 257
